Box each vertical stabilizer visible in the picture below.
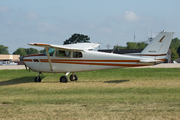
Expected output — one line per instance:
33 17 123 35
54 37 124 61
141 30 175 61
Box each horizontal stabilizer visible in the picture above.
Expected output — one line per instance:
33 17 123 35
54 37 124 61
140 59 161 63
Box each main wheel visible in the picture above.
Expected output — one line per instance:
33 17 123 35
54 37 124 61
60 75 68 83
69 74 78 81
34 77 41 82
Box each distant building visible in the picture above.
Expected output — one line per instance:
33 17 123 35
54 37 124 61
0 54 20 61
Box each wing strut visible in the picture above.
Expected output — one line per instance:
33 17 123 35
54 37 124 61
45 47 53 71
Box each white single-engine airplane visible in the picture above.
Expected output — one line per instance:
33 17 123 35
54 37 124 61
23 30 174 83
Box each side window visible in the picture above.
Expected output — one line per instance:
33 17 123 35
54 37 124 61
73 52 83 58
56 50 71 57
65 51 71 57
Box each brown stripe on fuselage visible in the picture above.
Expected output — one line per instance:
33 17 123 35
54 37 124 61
48 61 152 67
126 54 166 56
156 58 165 62
50 59 140 63
25 58 153 67
23 59 33 62
141 54 166 56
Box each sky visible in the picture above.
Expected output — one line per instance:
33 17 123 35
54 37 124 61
1 0 180 54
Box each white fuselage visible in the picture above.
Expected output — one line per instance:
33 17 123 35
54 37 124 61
24 50 154 73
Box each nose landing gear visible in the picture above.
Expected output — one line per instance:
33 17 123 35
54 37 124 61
34 72 42 82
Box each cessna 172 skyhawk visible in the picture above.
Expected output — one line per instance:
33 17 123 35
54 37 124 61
23 30 174 83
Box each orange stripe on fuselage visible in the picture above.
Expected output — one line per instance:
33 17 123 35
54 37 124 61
37 59 152 67
49 59 140 63
50 61 152 67
126 54 167 56
23 59 33 62
24 59 153 67
156 59 165 62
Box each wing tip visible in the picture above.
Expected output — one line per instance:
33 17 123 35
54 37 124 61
28 43 50 46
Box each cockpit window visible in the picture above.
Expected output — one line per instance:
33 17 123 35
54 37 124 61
73 52 83 58
45 48 55 56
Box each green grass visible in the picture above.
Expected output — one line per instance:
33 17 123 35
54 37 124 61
0 68 180 119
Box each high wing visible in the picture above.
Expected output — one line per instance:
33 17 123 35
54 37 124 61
28 42 100 71
28 43 100 51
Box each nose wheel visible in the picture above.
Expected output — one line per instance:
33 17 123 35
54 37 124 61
34 72 42 82
34 76 41 82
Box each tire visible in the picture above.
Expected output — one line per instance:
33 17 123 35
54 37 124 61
69 74 78 81
60 75 68 83
34 77 41 82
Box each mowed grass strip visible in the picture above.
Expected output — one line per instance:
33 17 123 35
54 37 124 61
0 68 180 120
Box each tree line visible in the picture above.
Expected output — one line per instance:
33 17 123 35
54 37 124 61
0 33 90 56
0 34 180 61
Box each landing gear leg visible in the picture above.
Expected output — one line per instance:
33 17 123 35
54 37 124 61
34 72 42 82
70 73 78 81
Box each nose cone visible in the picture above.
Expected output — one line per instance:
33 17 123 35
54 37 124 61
22 53 46 72
22 56 30 68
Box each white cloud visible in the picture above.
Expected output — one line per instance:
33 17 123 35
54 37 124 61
0 6 10 13
124 11 140 22
25 12 39 20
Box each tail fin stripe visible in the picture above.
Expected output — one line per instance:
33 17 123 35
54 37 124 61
159 35 165 42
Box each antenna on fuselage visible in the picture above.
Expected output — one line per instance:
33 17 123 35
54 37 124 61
111 44 118 54
74 37 79 44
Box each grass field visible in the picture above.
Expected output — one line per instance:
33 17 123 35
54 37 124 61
0 68 180 120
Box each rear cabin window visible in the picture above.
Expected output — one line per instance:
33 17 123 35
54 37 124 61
73 52 83 58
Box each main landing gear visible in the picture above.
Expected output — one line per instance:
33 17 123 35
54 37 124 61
60 72 78 83
34 72 78 83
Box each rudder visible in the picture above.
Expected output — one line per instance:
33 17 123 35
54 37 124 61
140 30 175 62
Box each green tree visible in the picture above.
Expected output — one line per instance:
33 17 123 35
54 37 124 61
25 48 39 55
63 33 90 45
126 42 138 49
137 42 148 49
114 45 126 49
40 49 46 53
170 38 180 56
115 42 148 49
170 38 180 49
0 45 9 54
171 48 179 61
13 48 27 56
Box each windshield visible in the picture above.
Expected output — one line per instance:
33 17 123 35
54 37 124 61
45 48 55 56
